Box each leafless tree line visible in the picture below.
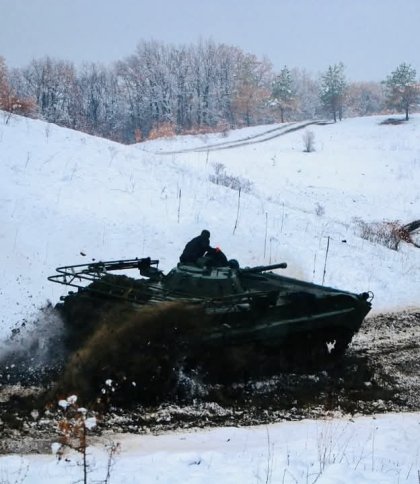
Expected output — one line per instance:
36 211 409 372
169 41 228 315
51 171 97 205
1 40 388 143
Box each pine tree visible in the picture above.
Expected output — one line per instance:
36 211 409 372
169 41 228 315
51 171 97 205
384 63 418 121
271 66 295 122
320 62 347 122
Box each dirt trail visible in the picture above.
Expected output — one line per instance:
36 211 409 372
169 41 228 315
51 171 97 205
0 309 418 453
151 120 328 155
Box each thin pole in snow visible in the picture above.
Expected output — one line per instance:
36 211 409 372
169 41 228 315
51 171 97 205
233 187 241 234
312 252 317 282
322 236 330 286
264 212 268 258
177 189 181 223
280 202 285 233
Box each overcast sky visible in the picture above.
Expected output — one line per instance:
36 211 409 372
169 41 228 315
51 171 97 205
1 0 419 81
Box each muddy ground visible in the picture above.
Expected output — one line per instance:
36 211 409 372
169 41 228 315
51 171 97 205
0 309 419 454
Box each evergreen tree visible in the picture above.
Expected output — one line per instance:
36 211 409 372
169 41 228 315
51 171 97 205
271 66 295 122
320 62 347 122
384 63 418 121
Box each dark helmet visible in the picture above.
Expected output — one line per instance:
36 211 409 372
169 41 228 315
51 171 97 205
201 230 210 239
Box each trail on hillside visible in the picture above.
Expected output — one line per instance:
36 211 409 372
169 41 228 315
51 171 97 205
150 120 328 155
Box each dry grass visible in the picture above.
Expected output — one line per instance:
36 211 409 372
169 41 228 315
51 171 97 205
354 218 413 250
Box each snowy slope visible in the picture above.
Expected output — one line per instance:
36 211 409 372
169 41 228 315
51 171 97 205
1 113 419 334
1 112 420 483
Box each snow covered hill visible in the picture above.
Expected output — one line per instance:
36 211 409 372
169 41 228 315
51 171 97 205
1 112 419 334
1 112 420 483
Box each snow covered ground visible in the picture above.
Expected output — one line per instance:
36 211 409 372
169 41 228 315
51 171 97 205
1 111 419 482
1 412 419 483
1 113 419 333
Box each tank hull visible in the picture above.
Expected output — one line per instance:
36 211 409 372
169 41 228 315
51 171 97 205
49 258 372 363
163 267 372 359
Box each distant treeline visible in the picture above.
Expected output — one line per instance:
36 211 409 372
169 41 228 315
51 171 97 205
0 40 418 142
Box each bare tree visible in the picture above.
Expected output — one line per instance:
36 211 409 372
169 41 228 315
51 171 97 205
20 57 79 126
291 68 322 120
232 53 272 126
346 81 385 117
77 63 122 138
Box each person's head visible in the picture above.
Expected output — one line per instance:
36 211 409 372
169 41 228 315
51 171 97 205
200 229 210 240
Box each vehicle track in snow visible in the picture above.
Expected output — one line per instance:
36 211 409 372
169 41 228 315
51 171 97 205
0 309 419 453
149 120 329 155
97 309 420 434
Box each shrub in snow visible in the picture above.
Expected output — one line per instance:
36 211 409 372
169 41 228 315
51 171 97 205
315 202 325 216
209 162 253 193
303 129 315 152
354 218 413 250
55 396 96 483
55 396 119 484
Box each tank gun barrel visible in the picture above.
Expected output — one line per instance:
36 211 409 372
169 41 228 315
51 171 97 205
240 262 287 274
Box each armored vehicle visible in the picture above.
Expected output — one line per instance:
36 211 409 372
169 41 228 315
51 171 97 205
49 256 373 365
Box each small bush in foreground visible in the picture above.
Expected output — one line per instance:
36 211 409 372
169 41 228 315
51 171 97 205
54 395 120 484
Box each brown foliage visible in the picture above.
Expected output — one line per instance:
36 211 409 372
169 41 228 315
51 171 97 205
355 219 420 250
147 122 177 140
134 128 143 142
1 95 37 116
0 56 36 117
182 122 231 136
346 81 385 117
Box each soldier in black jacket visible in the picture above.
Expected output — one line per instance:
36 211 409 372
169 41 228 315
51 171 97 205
180 230 215 264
